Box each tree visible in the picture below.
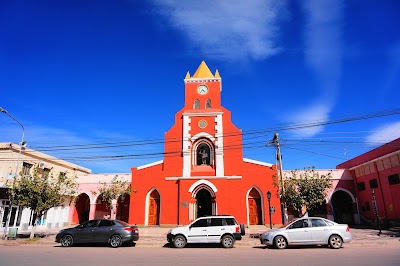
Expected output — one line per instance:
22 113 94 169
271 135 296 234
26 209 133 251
274 167 333 217
94 175 134 215
11 167 77 239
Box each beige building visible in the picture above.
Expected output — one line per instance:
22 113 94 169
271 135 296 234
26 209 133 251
0 142 91 232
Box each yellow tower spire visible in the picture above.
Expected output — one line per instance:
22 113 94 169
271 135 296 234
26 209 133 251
192 61 214 78
185 71 191 79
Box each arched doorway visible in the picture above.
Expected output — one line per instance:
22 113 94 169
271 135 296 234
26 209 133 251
248 188 262 225
196 188 213 218
331 190 354 224
148 190 160 226
117 194 130 222
74 193 90 224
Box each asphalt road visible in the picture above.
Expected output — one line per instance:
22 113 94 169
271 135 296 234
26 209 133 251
1 243 399 266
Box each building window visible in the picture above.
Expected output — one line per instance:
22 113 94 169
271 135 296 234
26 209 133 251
388 174 400 185
365 202 370 211
369 179 378 188
205 99 212 109
357 182 366 191
22 162 33 176
194 99 200 109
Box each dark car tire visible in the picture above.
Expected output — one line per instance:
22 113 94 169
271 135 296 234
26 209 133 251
240 224 245 236
173 235 187 248
110 235 122 248
274 236 287 249
328 234 343 249
221 235 235 248
60 235 74 247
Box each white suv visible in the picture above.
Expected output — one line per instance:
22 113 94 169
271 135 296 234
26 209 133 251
167 215 245 248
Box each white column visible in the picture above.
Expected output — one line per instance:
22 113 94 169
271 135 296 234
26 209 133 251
215 114 224 176
182 115 192 177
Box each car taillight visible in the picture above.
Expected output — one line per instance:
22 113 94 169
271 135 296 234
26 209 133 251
346 226 350 232
236 226 240 233
124 227 134 232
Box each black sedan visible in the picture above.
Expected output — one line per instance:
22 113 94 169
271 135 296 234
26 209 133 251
55 219 139 248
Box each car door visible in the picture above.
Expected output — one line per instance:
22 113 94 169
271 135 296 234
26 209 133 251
309 218 331 244
285 219 312 244
94 219 116 243
75 220 99 243
206 218 224 243
187 218 209 243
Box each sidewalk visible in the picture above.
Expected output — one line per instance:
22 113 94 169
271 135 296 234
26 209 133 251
0 225 399 247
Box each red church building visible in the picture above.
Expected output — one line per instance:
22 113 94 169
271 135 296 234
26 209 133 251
128 61 281 227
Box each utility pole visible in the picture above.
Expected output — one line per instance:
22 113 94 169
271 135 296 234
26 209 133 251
269 133 288 224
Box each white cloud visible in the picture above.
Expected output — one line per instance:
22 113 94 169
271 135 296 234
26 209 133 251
365 121 400 144
151 0 285 60
288 103 331 137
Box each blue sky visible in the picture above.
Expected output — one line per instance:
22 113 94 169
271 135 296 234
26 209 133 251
1 0 399 174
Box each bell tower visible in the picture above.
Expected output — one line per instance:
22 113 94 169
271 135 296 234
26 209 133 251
181 61 225 177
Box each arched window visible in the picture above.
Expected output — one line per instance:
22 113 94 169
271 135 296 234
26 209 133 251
205 99 212 109
194 99 200 109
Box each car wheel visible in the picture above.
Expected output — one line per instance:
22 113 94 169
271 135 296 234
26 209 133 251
274 236 287 249
173 235 187 248
329 234 343 249
110 235 122 248
221 235 235 248
60 235 73 247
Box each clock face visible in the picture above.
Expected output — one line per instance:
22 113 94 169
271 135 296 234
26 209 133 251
197 85 208 95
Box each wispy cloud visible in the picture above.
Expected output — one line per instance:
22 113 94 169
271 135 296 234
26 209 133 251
365 121 400 144
285 0 343 136
290 103 331 136
151 0 285 60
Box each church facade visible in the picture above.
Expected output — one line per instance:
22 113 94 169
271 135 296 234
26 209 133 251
128 61 281 227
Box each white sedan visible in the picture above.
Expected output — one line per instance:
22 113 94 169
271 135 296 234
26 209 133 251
260 217 352 249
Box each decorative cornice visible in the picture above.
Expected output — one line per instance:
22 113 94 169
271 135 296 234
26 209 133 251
165 176 242 181
183 111 223 117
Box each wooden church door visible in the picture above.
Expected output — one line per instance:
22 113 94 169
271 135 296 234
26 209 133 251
148 190 160 226
248 188 262 225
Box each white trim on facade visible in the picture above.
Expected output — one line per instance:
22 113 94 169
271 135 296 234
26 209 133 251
182 115 192 177
182 112 223 117
137 160 163 170
165 176 242 181
215 114 224 176
347 150 400 170
243 158 273 167
188 180 218 194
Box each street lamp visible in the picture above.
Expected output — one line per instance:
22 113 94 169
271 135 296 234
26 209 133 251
1 107 25 240
267 191 272 229
371 189 382 236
